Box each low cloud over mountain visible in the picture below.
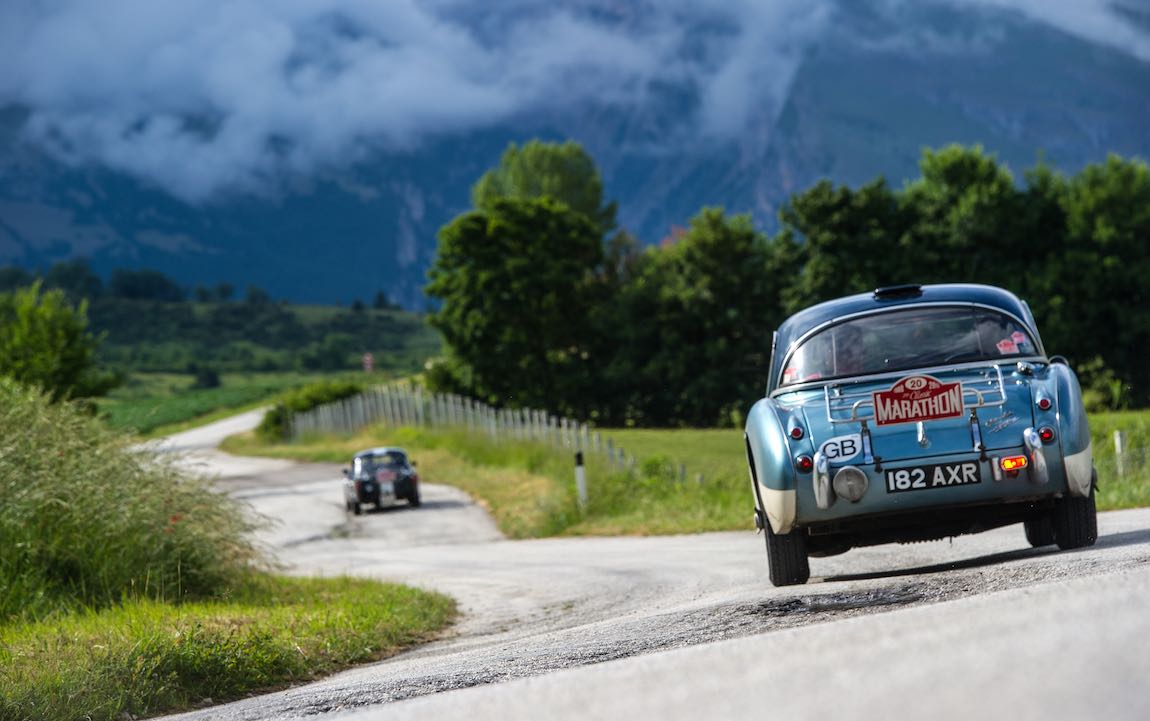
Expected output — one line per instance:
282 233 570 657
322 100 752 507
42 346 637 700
2 0 1145 202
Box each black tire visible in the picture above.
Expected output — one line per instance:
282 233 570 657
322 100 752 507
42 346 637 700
1052 486 1098 550
1024 515 1056 547
765 523 810 587
353 501 363 516
408 484 421 508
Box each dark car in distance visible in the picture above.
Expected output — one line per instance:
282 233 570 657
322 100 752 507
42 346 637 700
343 447 421 514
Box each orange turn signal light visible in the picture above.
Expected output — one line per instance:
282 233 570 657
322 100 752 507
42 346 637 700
1000 455 1028 472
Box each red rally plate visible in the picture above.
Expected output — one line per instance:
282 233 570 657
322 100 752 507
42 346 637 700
873 374 964 426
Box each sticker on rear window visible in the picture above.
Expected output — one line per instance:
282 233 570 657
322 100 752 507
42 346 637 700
996 338 1019 354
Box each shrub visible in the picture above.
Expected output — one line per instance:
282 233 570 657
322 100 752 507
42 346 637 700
256 380 363 442
0 282 119 400
0 379 262 621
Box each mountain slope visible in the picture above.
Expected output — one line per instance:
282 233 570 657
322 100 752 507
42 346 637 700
0 1 1147 306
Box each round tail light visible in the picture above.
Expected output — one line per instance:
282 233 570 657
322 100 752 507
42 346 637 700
1036 397 1052 411
1038 426 1056 443
796 455 814 473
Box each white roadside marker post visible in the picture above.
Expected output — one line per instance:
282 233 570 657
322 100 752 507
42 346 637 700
574 451 588 510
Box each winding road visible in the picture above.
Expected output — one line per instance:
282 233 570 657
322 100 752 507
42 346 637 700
158 412 1150 721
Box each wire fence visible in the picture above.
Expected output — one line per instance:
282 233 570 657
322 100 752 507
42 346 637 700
288 383 700 482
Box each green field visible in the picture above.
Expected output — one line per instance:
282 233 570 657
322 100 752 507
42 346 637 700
99 371 394 436
1087 411 1150 509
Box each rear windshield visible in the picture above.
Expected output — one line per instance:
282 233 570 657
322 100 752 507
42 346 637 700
780 307 1039 387
353 452 406 474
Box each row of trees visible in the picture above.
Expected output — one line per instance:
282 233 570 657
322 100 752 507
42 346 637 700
0 261 401 310
0 263 435 398
426 141 1150 426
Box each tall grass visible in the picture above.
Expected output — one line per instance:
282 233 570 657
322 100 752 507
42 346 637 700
0 379 261 621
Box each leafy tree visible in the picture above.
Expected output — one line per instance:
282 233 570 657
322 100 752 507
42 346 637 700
0 265 33 293
297 333 355 371
373 291 396 310
776 178 908 313
472 140 617 235
0 282 118 400
1036 155 1150 405
45 258 104 301
245 285 272 305
109 269 184 301
898 145 1028 286
426 197 604 415
215 282 235 302
606 208 788 426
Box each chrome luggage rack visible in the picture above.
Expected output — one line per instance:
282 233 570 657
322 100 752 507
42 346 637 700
823 364 1008 426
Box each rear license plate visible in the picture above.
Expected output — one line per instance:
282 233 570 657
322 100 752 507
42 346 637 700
885 461 981 493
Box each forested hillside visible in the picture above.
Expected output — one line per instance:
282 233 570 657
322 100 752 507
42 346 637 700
0 263 440 375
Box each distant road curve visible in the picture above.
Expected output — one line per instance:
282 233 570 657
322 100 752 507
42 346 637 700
157 414 1150 721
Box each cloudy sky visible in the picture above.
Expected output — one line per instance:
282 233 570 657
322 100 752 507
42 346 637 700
0 0 1145 201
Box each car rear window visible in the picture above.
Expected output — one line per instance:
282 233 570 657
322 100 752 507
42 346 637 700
780 307 1038 387
354 452 406 474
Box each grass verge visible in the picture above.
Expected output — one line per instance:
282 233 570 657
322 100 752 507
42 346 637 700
1088 411 1150 509
223 424 751 537
223 411 1150 539
0 575 455 721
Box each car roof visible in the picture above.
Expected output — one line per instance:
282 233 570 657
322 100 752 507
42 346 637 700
354 447 407 458
770 283 1041 392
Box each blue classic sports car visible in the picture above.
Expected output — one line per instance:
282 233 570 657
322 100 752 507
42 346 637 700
745 284 1097 586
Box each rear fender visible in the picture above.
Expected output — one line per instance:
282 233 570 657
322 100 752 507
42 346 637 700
745 399 799 534
1050 361 1093 497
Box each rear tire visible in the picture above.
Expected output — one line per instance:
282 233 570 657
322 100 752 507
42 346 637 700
765 523 810 586
1052 485 1098 550
353 501 363 516
408 484 421 507
1024 516 1056 547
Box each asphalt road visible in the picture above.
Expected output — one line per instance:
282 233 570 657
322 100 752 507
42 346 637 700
158 414 1150 721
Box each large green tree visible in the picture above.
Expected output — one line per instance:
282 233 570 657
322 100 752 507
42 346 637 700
898 145 1030 286
1032 155 1150 405
426 197 605 415
472 140 617 235
0 282 117 400
605 208 791 426
776 177 908 313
